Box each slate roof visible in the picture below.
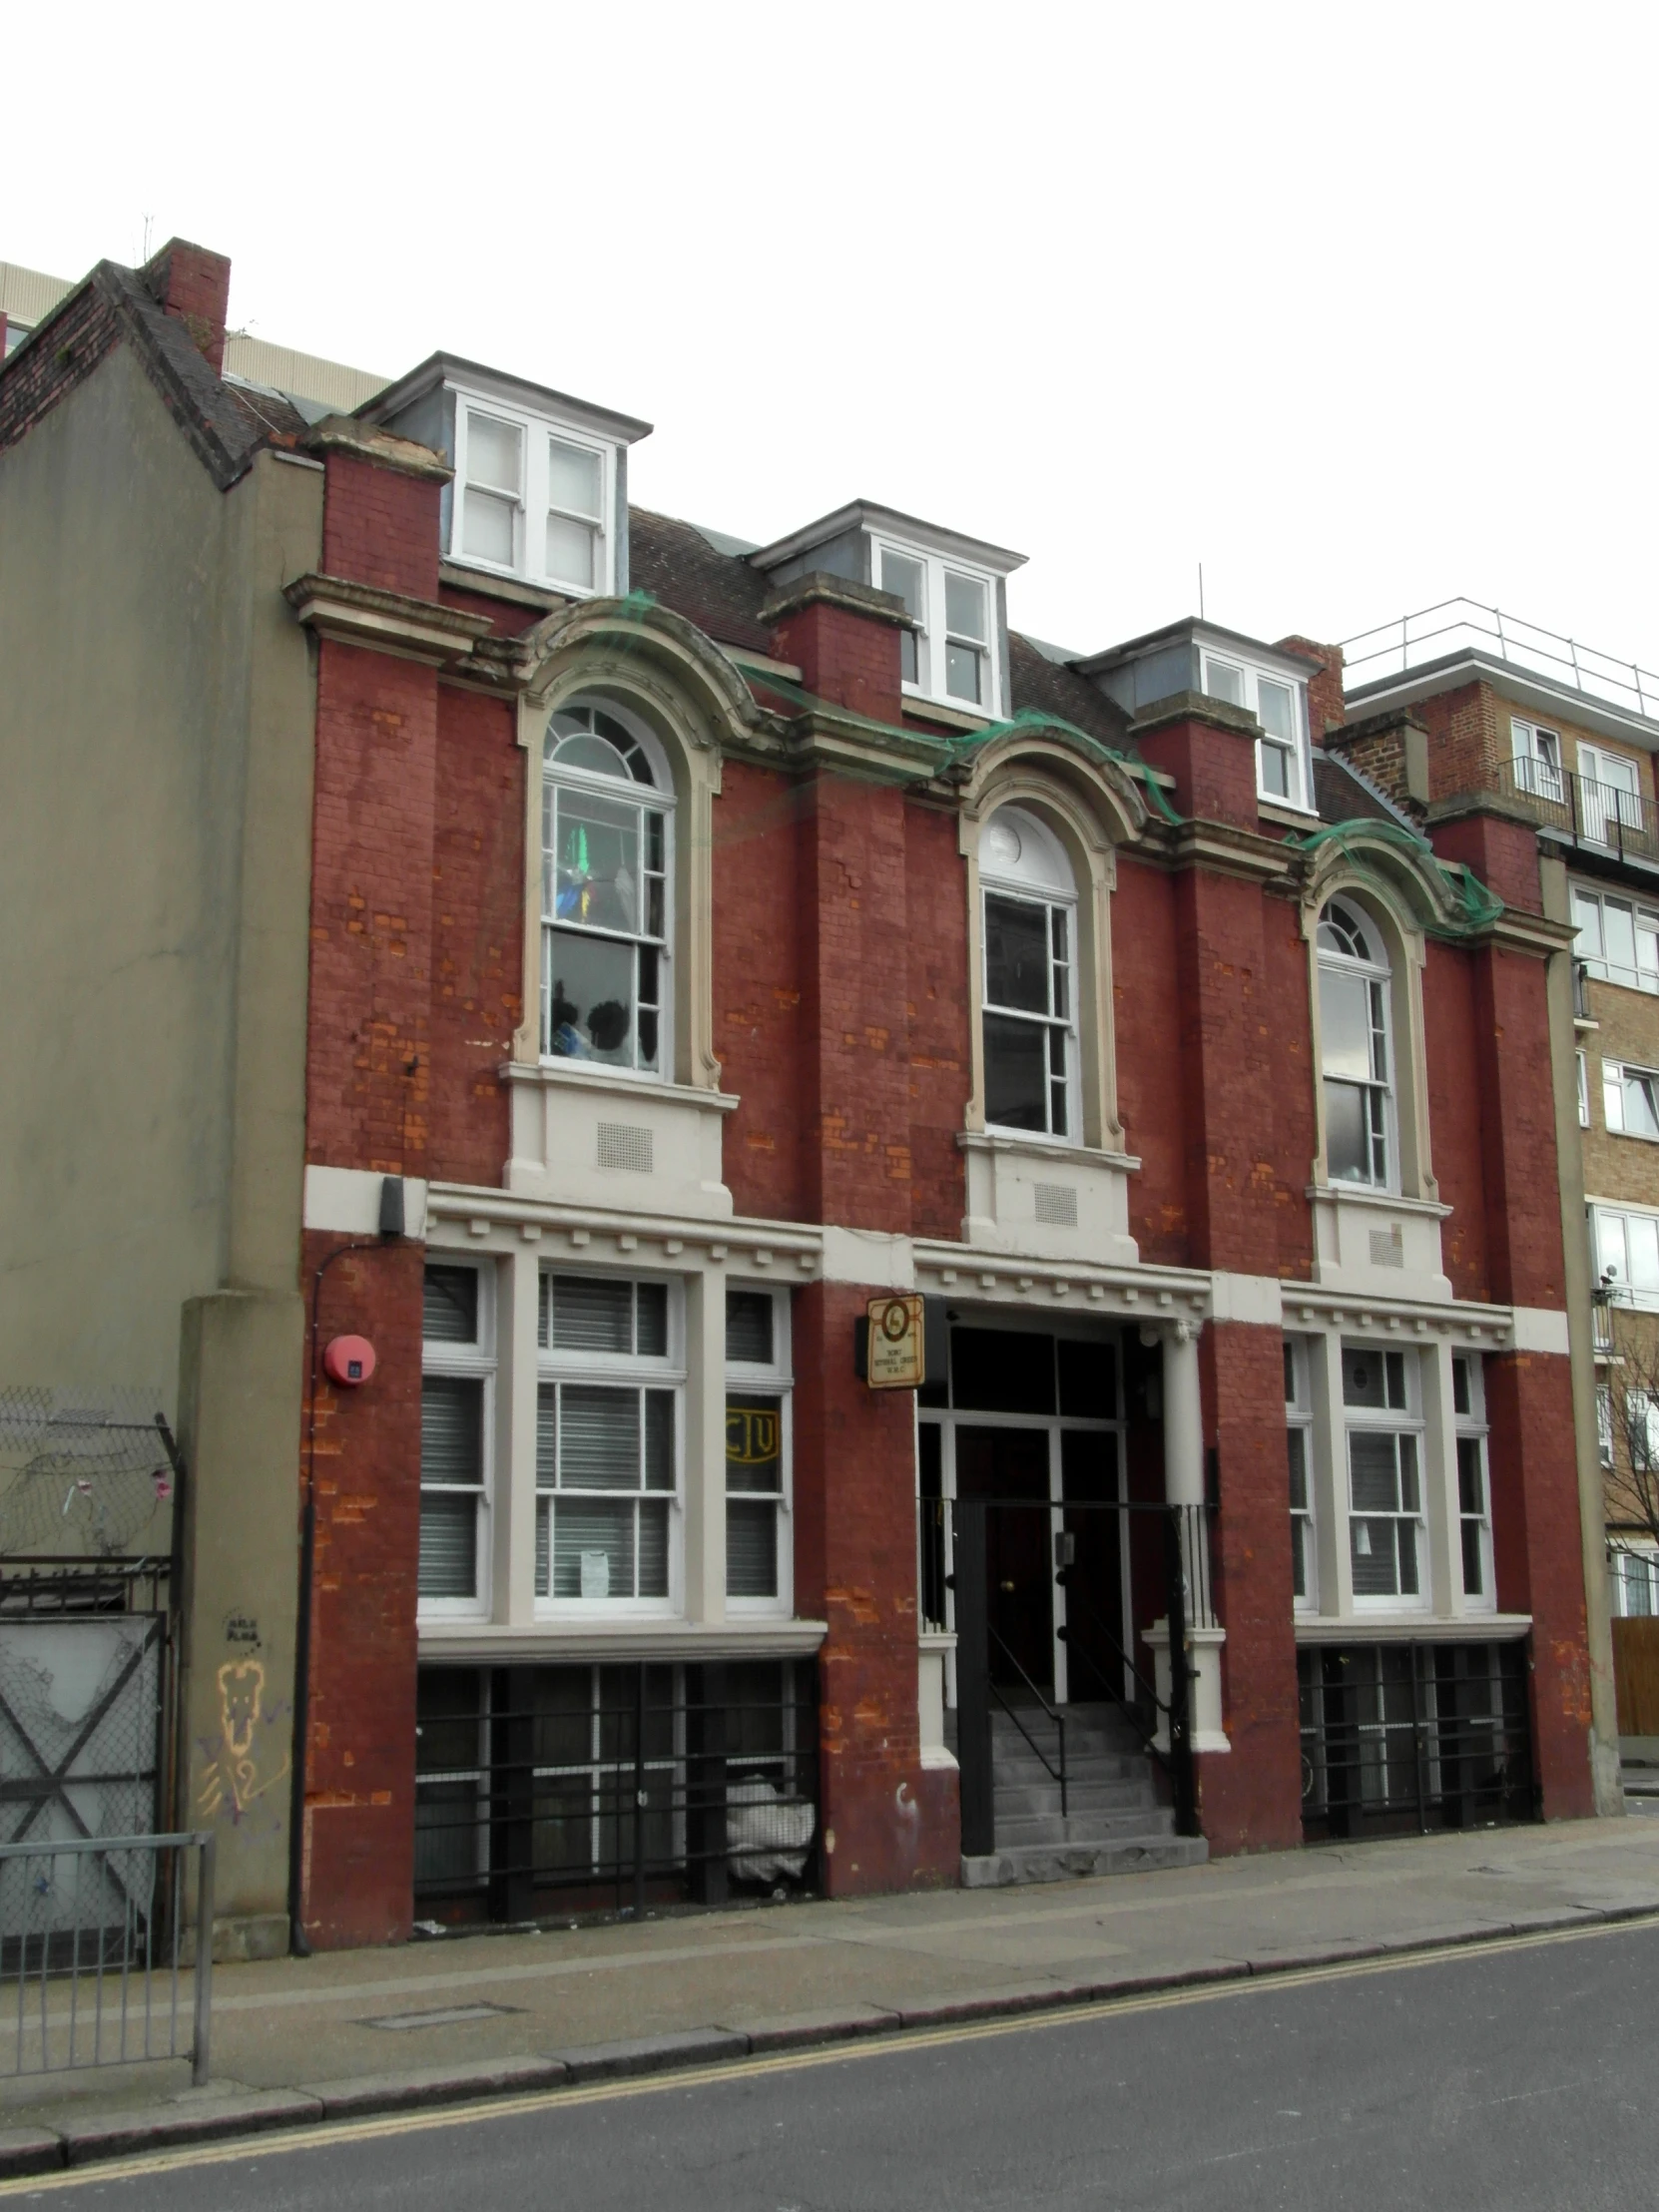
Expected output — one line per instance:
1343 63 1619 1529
0 259 306 488
628 510 776 656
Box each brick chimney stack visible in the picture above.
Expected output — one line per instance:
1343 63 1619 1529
142 239 231 377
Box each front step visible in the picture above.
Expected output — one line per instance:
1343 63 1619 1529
964 1698 1205 1888
962 1833 1209 1888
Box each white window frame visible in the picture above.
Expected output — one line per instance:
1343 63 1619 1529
1591 1202 1659 1313
1317 899 1396 1192
1627 1386 1659 1476
1599 1382 1616 1469
1451 1353 1494 1613
420 1261 495 1622
535 1271 685 1618
724 1283 795 1617
871 534 1001 717
1572 882 1659 995
979 808 1080 1144
541 703 675 1081
1578 1049 1591 1129
1510 717 1564 804
1201 649 1315 813
1603 1057 1659 1142
1575 742 1644 846
1285 1337 1317 1613
1343 1343 1427 1612
451 392 617 597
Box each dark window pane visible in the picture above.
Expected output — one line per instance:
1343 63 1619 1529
728 1500 778 1598
547 927 635 1064
421 1377 483 1486
419 1492 477 1598
727 1396 783 1493
550 1273 633 1353
899 627 918 684
424 1266 478 1344
536 1383 556 1486
1058 1338 1115 1418
638 1500 670 1596
726 1290 774 1365
950 1329 1055 1415
984 894 1048 1012
560 1386 640 1489
1059 1424 1116 1503
1460 1521 1484 1596
1325 1079 1371 1181
984 1013 1047 1130
1456 1436 1484 1514
644 1389 676 1489
416 1668 484 1775
636 1282 668 1357
1343 1350 1387 1407
1452 1357 1471 1416
553 1497 634 1597
1260 741 1291 798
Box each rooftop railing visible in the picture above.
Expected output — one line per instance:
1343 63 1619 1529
1343 599 1659 729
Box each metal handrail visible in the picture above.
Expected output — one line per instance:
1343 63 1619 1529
1342 597 1659 727
986 1628 1067 1818
1056 1584 1172 1745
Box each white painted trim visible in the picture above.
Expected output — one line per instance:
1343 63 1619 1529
1209 1273 1285 1327
1293 1612 1532 1645
821 1227 916 1289
304 1165 429 1237
418 1618 828 1661
1511 1306 1571 1355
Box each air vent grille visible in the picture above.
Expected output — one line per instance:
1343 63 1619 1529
597 1122 654 1174
1033 1182 1079 1228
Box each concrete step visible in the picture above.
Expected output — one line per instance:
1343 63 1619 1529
961 1833 1209 1889
991 1761 1147 1796
993 1809 1180 1849
993 1782 1158 1820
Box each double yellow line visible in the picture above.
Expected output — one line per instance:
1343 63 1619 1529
9 1912 1654 2196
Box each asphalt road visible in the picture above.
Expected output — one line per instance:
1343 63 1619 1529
16 1920 1659 2212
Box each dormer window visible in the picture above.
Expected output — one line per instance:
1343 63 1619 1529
875 540 999 713
455 400 614 595
1201 650 1313 810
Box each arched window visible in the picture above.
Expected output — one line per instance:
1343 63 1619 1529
980 806 1078 1139
1318 897 1393 1187
542 703 673 1074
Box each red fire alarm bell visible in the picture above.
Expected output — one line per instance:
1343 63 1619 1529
323 1335 376 1387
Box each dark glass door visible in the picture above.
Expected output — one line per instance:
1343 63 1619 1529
955 1427 1052 1689
1060 1429 1125 1705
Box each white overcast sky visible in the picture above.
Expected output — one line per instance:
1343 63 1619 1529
10 0 1657 679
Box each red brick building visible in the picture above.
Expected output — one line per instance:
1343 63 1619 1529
0 241 1613 1955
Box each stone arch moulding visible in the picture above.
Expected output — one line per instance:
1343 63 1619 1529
510 598 769 1093
1299 847 1440 1205
955 733 1146 1155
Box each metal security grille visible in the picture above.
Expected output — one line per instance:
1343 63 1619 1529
414 1659 819 1925
1298 1641 1535 1841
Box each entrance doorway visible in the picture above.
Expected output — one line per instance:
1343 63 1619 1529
956 1428 1051 1688
918 1319 1129 1708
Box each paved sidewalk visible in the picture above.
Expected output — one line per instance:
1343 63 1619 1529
2 1816 1658 2171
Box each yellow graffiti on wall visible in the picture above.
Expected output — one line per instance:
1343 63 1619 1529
198 1658 289 1823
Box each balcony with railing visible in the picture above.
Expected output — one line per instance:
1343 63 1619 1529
1493 757 1659 868
1343 599 1659 730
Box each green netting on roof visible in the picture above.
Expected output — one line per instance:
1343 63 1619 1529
931 708 1184 825
1283 818 1506 934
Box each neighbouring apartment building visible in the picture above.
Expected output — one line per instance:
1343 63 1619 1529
0 243 1617 1958
1343 608 1659 1692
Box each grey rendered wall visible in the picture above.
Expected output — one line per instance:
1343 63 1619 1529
0 342 322 1940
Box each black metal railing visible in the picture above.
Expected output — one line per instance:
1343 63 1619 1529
1496 757 1659 866
414 1659 819 1926
1297 1641 1534 1841
987 1627 1068 1818
938 1494 1214 1851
